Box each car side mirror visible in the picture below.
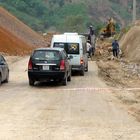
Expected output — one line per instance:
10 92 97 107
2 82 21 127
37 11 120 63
0 61 5 65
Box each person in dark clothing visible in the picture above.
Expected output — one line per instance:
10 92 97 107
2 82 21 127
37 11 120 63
88 25 96 56
87 34 91 44
112 40 119 58
89 25 94 35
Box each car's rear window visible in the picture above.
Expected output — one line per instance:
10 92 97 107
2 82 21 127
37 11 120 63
53 43 79 54
67 43 79 54
33 50 60 60
54 43 65 48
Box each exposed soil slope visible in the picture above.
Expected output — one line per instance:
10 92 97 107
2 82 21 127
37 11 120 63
94 27 140 122
120 23 140 62
0 7 49 55
0 27 32 55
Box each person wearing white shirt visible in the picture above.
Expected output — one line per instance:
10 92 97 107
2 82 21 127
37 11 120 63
87 40 92 57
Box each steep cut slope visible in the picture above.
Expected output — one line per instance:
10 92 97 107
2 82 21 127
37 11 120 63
120 23 140 62
0 7 48 55
0 27 32 55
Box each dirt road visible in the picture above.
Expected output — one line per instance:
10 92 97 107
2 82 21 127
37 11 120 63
0 57 139 140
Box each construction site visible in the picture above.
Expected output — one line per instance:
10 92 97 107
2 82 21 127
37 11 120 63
0 4 140 140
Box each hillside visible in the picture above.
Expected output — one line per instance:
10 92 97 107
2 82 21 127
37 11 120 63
120 22 140 62
0 0 138 32
0 7 48 55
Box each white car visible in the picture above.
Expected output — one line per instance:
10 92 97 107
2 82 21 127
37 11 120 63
51 33 88 76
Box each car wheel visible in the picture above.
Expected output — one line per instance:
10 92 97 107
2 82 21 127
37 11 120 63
67 71 71 82
80 67 85 76
62 76 67 86
5 72 9 83
85 64 88 72
29 78 35 86
0 75 2 85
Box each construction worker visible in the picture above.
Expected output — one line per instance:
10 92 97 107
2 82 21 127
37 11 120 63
112 39 119 58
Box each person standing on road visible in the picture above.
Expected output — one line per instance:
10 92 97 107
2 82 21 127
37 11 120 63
88 25 96 56
112 39 119 58
87 40 92 58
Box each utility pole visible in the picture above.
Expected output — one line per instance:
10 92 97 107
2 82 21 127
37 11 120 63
133 0 136 22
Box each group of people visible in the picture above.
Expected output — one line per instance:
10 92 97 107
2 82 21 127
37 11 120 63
87 25 120 59
87 26 95 58
87 38 120 59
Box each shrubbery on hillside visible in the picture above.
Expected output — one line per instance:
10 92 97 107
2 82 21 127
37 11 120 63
0 0 134 33
0 0 91 32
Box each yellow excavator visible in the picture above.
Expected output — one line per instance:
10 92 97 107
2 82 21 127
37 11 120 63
100 18 116 38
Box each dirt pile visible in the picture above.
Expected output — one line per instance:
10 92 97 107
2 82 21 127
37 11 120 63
96 36 140 122
97 60 140 88
97 59 140 121
120 23 140 62
0 7 49 55
96 37 140 88
42 32 57 46
94 38 112 61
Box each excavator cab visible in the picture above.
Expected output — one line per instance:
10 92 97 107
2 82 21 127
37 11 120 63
100 18 116 38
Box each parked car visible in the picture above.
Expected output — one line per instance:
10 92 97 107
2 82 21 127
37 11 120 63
0 55 9 85
28 48 72 86
51 32 88 76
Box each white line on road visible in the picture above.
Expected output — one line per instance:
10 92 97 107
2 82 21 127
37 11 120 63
52 87 140 92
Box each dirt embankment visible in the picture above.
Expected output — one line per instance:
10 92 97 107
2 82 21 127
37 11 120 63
120 23 140 62
0 26 33 55
95 29 140 122
95 24 140 89
97 54 140 122
0 7 50 55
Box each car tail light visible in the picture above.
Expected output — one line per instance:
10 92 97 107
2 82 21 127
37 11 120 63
28 59 33 70
80 58 84 65
60 60 65 70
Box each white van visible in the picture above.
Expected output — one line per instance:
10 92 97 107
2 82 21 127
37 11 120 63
51 33 88 76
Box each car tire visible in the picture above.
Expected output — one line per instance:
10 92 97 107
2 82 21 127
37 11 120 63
67 71 71 82
62 76 67 86
29 78 35 86
80 67 85 76
5 72 9 83
0 75 2 85
85 64 88 72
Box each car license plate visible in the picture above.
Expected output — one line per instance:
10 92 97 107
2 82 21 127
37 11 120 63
43 65 49 70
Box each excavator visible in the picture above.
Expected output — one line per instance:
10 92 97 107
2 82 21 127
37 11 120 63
100 18 116 38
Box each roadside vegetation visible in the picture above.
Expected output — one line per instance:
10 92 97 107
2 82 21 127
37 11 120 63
0 0 137 33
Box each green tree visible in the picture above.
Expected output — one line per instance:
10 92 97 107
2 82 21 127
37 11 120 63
63 15 85 32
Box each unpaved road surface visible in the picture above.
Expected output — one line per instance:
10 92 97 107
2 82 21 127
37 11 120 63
0 57 139 140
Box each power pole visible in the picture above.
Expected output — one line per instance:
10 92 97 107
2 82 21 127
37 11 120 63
133 0 136 22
